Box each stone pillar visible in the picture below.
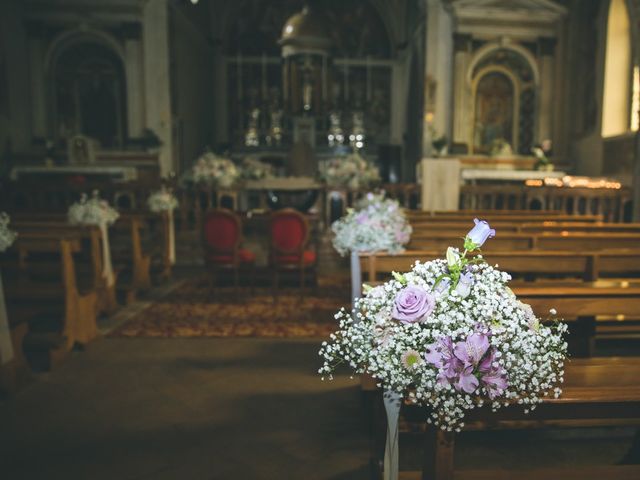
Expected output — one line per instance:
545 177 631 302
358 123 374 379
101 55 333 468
537 37 556 144
143 0 173 175
390 60 407 145
452 34 473 151
28 35 47 138
123 23 145 137
424 0 454 152
213 51 228 145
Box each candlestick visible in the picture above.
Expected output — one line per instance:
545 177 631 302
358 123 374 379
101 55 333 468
261 53 267 100
344 61 349 104
366 55 372 102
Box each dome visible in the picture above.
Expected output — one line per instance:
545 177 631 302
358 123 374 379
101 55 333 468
279 6 332 57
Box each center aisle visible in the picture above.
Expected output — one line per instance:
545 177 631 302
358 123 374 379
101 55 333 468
0 338 370 479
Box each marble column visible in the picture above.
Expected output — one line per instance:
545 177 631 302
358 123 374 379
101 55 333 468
143 0 173 175
452 34 472 150
28 35 47 138
537 38 556 144
124 32 145 137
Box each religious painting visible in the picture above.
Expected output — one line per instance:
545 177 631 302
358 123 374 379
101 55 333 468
473 72 514 154
54 42 127 149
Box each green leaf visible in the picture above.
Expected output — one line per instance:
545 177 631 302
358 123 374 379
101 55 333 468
362 284 373 293
392 271 407 285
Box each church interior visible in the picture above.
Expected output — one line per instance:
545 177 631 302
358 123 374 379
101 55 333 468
1 0 640 478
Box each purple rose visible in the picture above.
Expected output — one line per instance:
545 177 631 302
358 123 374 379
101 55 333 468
392 285 436 323
466 219 496 247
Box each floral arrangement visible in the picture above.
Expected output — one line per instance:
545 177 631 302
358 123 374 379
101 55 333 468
0 212 17 252
191 152 240 188
147 186 179 212
68 191 119 226
489 138 513 157
322 152 380 189
532 140 553 171
241 156 275 180
331 192 412 256
319 220 567 431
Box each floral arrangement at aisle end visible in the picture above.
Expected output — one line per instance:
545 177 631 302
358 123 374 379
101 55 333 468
68 191 119 226
319 220 567 431
241 156 275 180
191 151 240 188
0 212 17 252
331 192 412 256
321 152 380 190
147 186 179 212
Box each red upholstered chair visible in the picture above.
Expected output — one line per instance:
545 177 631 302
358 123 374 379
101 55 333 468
202 208 255 294
269 208 317 299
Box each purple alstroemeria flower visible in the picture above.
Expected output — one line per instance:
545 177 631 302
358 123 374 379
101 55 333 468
355 212 369 225
467 218 496 247
425 336 461 379
478 347 497 373
481 369 508 399
456 363 480 394
453 332 490 366
425 337 454 369
433 277 451 298
392 285 436 323
455 272 474 298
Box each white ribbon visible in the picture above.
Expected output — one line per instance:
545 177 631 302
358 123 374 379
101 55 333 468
0 271 14 365
167 210 176 265
99 222 115 287
383 390 402 480
350 250 362 314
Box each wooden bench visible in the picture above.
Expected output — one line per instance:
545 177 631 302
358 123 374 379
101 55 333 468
360 250 640 283
395 356 640 480
408 213 604 224
0 236 98 370
409 232 640 252
10 219 119 315
409 221 640 236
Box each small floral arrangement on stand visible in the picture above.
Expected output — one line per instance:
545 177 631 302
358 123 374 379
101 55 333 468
147 186 178 265
68 191 119 286
147 186 179 212
322 152 380 190
68 191 119 226
191 152 240 188
0 212 17 252
320 219 567 433
332 192 412 256
241 156 275 180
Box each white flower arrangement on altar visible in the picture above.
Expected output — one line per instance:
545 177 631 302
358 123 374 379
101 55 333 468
241 156 275 180
68 191 119 226
320 220 567 431
0 212 17 252
191 152 240 188
147 187 179 212
331 192 412 256
322 152 380 189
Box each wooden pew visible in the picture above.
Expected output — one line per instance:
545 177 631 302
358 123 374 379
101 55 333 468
111 215 152 303
409 221 640 236
408 213 604 224
10 219 118 315
397 356 640 480
360 250 640 283
512 282 640 356
409 232 640 252
1 236 98 370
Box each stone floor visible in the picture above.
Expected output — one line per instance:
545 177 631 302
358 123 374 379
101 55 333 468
0 334 636 479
